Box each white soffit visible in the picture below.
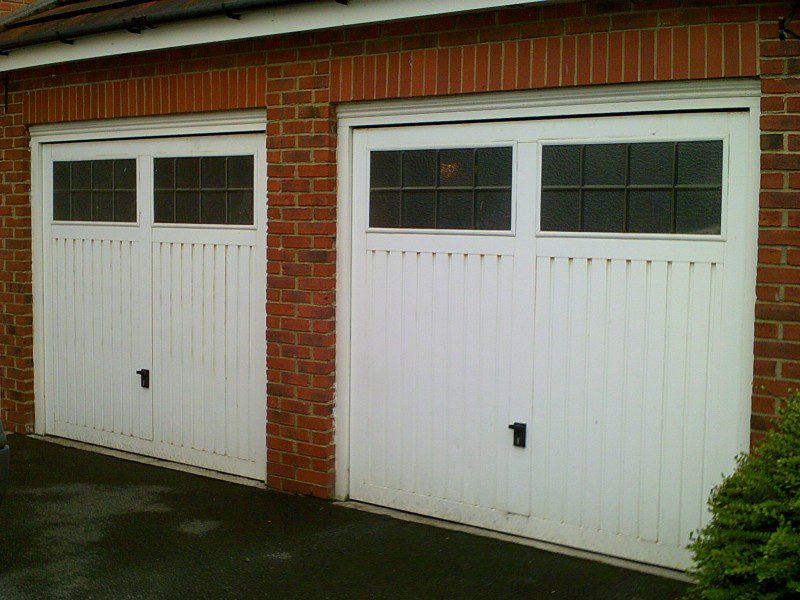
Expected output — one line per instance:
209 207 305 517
0 0 568 73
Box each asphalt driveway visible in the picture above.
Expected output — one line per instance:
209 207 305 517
0 436 689 599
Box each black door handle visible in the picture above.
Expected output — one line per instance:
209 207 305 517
136 369 150 389
508 422 526 448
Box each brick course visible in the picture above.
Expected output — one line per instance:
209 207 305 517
0 0 796 496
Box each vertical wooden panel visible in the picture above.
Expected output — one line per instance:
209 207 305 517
384 251 403 491
494 255 514 513
445 253 466 503
357 248 518 512
477 255 499 510
545 257 570 523
639 261 668 542
565 257 588 527
212 244 227 456
681 263 713 545
582 257 608 531
531 256 552 519
659 261 690 547
462 254 482 506
367 250 388 488
620 260 647 539
600 259 627 536
429 252 450 501
148 240 260 468
399 251 418 494
236 245 252 461
51 237 141 437
415 252 434 498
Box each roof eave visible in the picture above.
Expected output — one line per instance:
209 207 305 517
0 0 571 73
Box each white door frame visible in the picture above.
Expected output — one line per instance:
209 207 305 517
334 80 761 507
31 110 267 469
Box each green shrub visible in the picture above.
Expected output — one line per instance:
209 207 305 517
687 394 800 599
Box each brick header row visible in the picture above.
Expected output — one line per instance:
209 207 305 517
329 24 758 103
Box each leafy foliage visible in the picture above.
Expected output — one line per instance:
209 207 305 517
688 394 800 599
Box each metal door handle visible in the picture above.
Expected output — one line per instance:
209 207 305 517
136 369 150 389
508 422 526 448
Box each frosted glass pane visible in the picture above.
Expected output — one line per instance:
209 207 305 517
227 155 253 188
154 158 175 189
438 149 474 187
91 191 114 221
114 160 136 190
369 191 401 227
71 162 92 189
630 143 674 186
438 191 474 229
227 190 253 225
584 144 626 185
676 190 722 234
92 161 113 189
154 191 175 223
201 190 226 223
370 151 402 188
53 191 70 220
53 162 70 191
542 146 582 186
583 190 625 232
175 190 200 223
402 191 436 228
176 157 200 188
114 191 136 222
71 191 92 221
676 141 723 186
476 190 512 230
475 147 512 187
403 150 437 187
540 190 580 231
541 141 723 234
369 146 512 231
627 190 673 233
201 157 226 189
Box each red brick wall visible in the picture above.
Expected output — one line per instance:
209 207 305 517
753 3 800 440
0 1 795 496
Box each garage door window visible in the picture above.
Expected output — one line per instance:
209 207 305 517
540 140 723 235
154 155 254 225
53 159 136 222
369 147 513 230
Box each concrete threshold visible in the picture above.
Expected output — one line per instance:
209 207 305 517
336 500 693 584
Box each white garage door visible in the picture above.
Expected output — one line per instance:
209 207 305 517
42 134 267 479
349 112 755 569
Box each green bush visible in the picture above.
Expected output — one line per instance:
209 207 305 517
688 394 800 599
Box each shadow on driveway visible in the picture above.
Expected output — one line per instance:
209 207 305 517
0 436 689 599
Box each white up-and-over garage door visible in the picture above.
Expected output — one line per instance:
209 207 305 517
348 111 755 569
41 134 267 479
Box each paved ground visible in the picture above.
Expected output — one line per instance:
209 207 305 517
0 436 689 599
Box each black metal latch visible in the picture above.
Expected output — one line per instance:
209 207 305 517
508 422 526 448
136 369 150 389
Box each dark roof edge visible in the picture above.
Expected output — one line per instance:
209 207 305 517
0 0 321 53
0 0 60 30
